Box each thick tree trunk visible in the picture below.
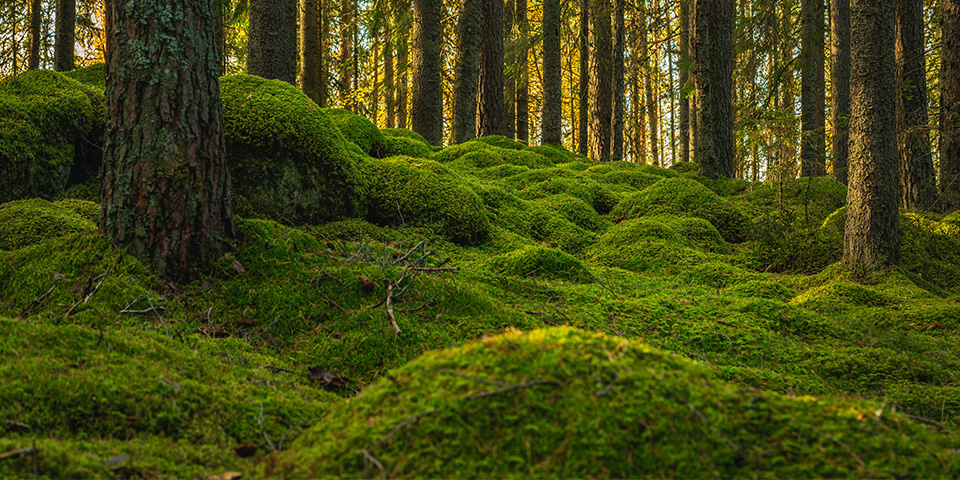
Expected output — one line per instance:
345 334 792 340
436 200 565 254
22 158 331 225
694 0 735 178
831 0 851 184
318 0 330 106
611 0 625 162
516 0 529 143
896 0 937 210
101 0 236 281
301 0 324 104
942 0 960 213
451 0 483 144
641 10 659 167
503 0 516 139
478 0 504 137
54 0 76 71
385 23 396 128
540 0 563 145
28 0 41 70
844 0 900 275
630 20 643 162
588 0 612 161
688 0 698 162
578 0 589 155
411 0 444 145
247 0 297 83
339 0 355 109
800 0 826 177
396 15 410 129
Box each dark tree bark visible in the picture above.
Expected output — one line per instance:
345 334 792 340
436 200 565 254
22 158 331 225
516 0 529 143
588 0 612 162
942 0 960 213
54 0 76 71
301 0 324 104
641 10 659 167
450 0 483 144
844 0 900 275
503 0 515 139
28 0 40 69
396 8 410 129
101 0 236 281
800 0 826 176
831 0 851 184
478 0 504 137
339 0 355 109
578 0 589 155
385 23 396 128
318 0 330 106
247 0 297 83
541 0 562 145
678 0 691 164
411 0 443 145
688 0 698 163
896 0 937 210
693 0 734 178
611 0 625 162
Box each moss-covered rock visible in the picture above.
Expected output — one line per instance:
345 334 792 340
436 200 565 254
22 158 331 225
382 135 433 158
62 63 106 92
0 70 105 202
0 198 97 250
322 108 387 157
358 156 490 245
474 135 525 150
281 327 957 478
220 74 359 224
613 177 750 243
585 218 710 274
669 161 699 174
525 144 579 164
487 246 592 282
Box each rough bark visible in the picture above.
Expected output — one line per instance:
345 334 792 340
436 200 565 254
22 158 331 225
588 0 612 162
318 0 330 106
451 0 483 144
611 0 625 162
301 0 324 104
578 0 589 155
101 0 236 281
516 0 529 143
678 0 690 164
478 0 505 137
503 0 516 139
247 0 297 83
831 0 851 184
385 25 396 128
641 10 659 167
54 0 76 71
541 0 563 145
396 14 410 129
844 0 901 275
800 0 826 176
28 0 41 70
339 0 355 109
895 0 936 210
693 0 735 178
688 0 698 161
942 0 960 213
411 0 444 145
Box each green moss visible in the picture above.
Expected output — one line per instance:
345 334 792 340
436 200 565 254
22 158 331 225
282 327 957 478
382 135 433 158
321 108 387 157
657 215 729 254
585 219 712 274
726 280 795 302
526 144 579 164
474 135 525 150
487 246 593 282
669 161 699 174
493 199 597 253
539 194 610 232
689 175 753 197
613 177 750 243
220 75 359 225
435 140 552 171
381 128 430 144
62 63 106 91
0 70 105 202
358 156 490 245
792 280 895 313
513 172 619 215
737 177 848 226
433 140 496 162
678 262 760 289
0 198 97 250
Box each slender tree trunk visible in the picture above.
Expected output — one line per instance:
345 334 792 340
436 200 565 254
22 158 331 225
301 0 324 104
800 0 826 176
641 9 659 167
28 0 40 69
578 0 589 155
688 0 698 162
101 0 236 281
942 0 960 213
694 0 734 178
503 0 515 139
451 0 483 144
588 0 612 161
385 24 395 128
54 0 76 71
896 0 936 210
516 0 529 143
247 0 297 83
478 0 504 137
844 0 900 275
831 0 851 184
411 0 444 145
396 13 410 128
373 24 381 124
11 0 19 74
541 0 563 145
630 19 643 162
339 0 355 109
318 0 330 106
611 0 625 162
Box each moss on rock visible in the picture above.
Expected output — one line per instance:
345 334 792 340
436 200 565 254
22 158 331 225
220 75 359 224
525 144 579 164
487 246 592 281
585 218 711 274
0 198 97 250
474 135 525 150
382 135 433 158
321 108 387 157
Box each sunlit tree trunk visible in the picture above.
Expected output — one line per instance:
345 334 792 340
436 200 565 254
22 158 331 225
831 0 851 184
503 0 515 139
800 0 826 177
578 0 589 155
942 0 960 213
478 0 504 137
411 0 443 144
385 22 395 128
516 0 529 143
641 8 659 167
28 0 40 69
396 11 410 128
301 0 324 104
694 0 734 178
339 0 355 109
54 0 76 71
611 0 625 162
588 0 612 161
248 0 297 83
451 0 483 144
540 0 563 145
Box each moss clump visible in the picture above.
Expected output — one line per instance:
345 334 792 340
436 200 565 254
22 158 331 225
585 218 710 274
791 280 895 313
62 63 106 92
539 194 610 232
726 280 795 302
669 161 699 174
434 140 552 170
0 198 97 250
613 177 750 243
677 262 760 289
381 128 429 144
525 144 579 164
0 70 105 202
657 215 728 254
512 171 619 215
358 156 490 245
474 135 525 150
487 246 592 281
322 108 387 157
382 135 433 158
493 199 598 253
737 177 848 226
220 75 359 225
281 327 957 478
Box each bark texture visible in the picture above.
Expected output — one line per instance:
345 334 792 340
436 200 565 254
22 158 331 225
641 11 658 166
477 0 505 137
831 0 851 184
503 0 515 139
800 0 826 176
578 0 589 155
301 0 324 104
611 0 625 162
450 0 483 144
895 0 937 210
693 0 735 178
101 0 236 281
339 0 355 109
541 0 563 145
54 0 76 71
411 0 444 145
844 0 901 275
247 0 297 83
516 0 529 143
588 0 612 162
385 24 395 128
942 0 960 213
396 15 410 129
678 0 691 164
28 0 41 69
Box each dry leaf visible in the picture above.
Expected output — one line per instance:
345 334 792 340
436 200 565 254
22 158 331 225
308 366 349 387
234 443 259 458
358 275 375 292
232 260 246 274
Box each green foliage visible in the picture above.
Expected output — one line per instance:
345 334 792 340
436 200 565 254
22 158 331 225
0 198 98 250
220 74 359 224
321 108 388 157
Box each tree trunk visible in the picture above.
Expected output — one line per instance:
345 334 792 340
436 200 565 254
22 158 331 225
688 0 698 162
540 0 563 145
411 0 444 145
844 0 901 275
578 0 589 155
503 0 515 139
451 0 483 144
396 13 410 129
247 0 297 83
831 0 851 184
800 0 826 177
318 0 330 106
896 0 936 210
54 0 76 71
301 0 324 104
694 0 735 178
516 0 529 143
101 0 236 281
477 0 504 137
385 22 396 128
339 0 355 109
942 0 960 213
588 0 612 162
610 0 625 162
641 9 659 167
630 18 643 162
28 0 40 69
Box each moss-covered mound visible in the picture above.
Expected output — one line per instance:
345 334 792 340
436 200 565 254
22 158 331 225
358 156 490 245
322 108 387 157
220 75 359 224
487 246 592 282
381 135 433 158
0 198 97 250
0 70 105 202
434 139 553 170
280 327 957 478
613 177 750 243
62 63 106 92
736 176 848 226
491 196 598 253
585 218 710 274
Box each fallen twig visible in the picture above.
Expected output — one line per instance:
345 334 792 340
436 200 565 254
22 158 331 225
119 298 167 315
19 286 55 319
257 401 277 452
64 272 107 317
385 281 400 337
392 240 428 266
361 449 387 480
0 446 38 461
901 411 949 431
